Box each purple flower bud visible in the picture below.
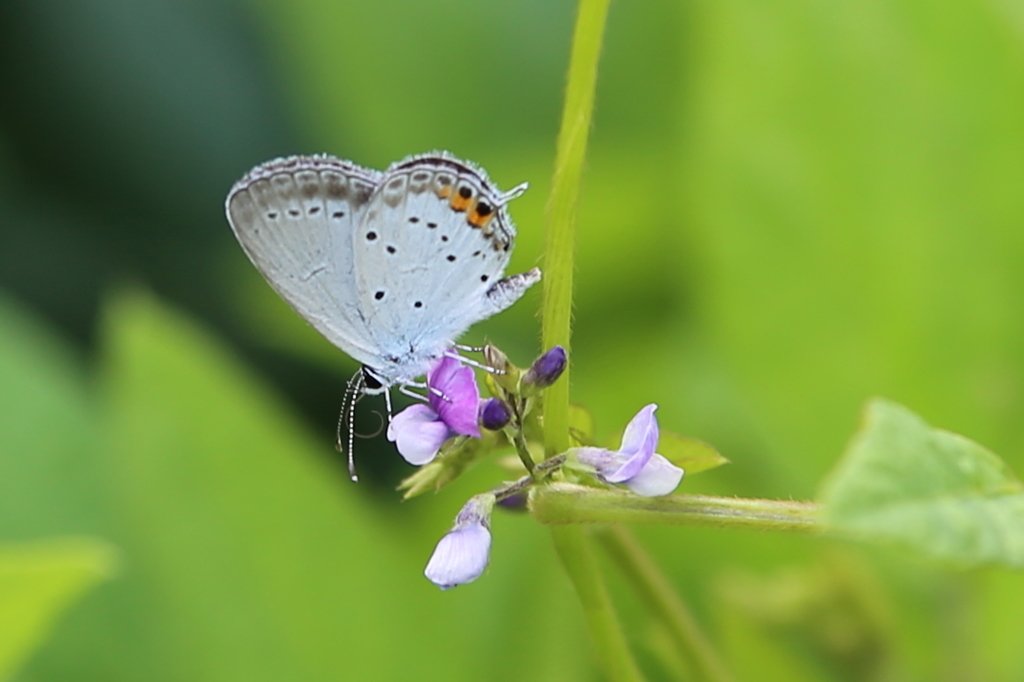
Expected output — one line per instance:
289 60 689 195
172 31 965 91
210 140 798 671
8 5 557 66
479 398 512 431
522 346 567 391
496 492 528 512
425 495 495 589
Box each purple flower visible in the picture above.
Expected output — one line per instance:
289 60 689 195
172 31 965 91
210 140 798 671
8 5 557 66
425 495 495 589
575 404 684 497
387 354 481 465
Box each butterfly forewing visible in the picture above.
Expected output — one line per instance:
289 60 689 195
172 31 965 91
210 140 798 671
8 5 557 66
225 155 384 366
351 156 516 372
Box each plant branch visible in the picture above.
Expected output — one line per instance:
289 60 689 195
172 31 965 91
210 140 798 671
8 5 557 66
532 483 822 532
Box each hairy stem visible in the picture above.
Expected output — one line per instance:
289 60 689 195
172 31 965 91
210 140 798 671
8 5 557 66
541 0 610 456
532 483 822 532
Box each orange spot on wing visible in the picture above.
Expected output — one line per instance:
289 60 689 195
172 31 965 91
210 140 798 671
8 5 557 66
467 207 494 229
450 192 473 212
436 186 452 199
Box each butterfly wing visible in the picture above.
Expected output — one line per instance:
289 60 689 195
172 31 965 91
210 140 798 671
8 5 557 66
351 153 539 380
225 155 385 367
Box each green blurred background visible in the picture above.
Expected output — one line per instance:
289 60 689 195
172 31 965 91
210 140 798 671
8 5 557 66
2 0 1024 679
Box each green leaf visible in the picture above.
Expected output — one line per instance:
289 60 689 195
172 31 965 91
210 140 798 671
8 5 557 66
819 398 1024 568
658 432 729 476
0 538 116 682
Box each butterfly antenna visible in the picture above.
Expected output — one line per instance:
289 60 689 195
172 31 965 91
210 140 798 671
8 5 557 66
347 372 365 482
335 372 358 451
336 370 364 481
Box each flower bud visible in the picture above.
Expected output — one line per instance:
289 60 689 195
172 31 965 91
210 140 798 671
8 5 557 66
521 346 567 395
496 492 528 512
479 398 512 431
483 343 522 394
482 344 511 373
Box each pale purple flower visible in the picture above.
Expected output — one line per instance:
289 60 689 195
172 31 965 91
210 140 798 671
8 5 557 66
425 495 495 589
387 354 481 465
575 404 684 497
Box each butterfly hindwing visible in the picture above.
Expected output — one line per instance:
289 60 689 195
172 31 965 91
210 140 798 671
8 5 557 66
351 155 518 369
225 155 384 366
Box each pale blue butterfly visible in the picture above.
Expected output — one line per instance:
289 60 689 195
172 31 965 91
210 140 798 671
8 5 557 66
225 152 540 476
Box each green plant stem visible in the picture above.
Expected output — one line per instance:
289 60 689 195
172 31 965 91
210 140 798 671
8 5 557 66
510 429 537 478
541 0 611 457
532 483 822 531
492 455 566 501
594 526 734 682
550 525 647 682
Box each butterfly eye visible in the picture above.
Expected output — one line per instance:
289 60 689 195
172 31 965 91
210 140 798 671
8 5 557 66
361 367 383 390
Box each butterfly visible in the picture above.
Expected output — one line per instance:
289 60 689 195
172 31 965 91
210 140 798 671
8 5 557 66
225 152 541 472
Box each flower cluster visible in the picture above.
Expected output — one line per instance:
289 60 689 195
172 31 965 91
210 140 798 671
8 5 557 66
384 346 686 589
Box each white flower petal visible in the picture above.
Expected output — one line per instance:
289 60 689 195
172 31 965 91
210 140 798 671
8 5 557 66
424 522 491 589
623 453 684 497
387 404 449 465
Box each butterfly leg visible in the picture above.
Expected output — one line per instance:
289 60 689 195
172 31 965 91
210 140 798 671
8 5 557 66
384 384 394 423
444 350 502 374
398 383 433 403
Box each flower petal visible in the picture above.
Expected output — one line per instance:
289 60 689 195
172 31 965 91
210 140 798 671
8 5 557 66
619 404 659 457
623 453 684 497
428 355 481 438
386 404 450 465
424 522 491 589
605 405 660 482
